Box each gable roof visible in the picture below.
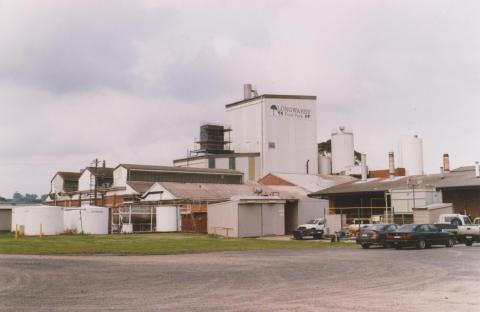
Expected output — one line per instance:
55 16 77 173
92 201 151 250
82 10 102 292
259 173 356 193
85 167 114 178
51 171 82 183
143 182 312 202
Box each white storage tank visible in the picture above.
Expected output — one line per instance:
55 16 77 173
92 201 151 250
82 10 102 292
331 126 355 174
11 205 64 236
318 154 332 175
156 206 180 232
398 135 424 176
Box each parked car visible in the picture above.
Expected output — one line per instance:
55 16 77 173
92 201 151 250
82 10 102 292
293 218 325 240
386 224 456 249
348 218 372 233
356 224 398 249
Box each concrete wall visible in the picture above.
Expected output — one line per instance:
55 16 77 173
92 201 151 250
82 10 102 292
0 209 12 231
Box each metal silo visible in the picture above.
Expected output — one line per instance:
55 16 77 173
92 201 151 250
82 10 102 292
398 135 424 176
318 154 332 175
331 126 355 174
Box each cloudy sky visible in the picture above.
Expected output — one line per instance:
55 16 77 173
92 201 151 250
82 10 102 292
1 0 480 196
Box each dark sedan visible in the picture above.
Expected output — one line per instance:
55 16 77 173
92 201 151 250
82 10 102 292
356 224 398 249
386 224 456 249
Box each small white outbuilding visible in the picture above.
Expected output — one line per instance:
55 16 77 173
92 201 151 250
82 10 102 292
208 196 286 238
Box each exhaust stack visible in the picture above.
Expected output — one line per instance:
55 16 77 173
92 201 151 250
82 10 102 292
443 154 450 172
476 162 480 178
361 154 368 181
388 151 395 179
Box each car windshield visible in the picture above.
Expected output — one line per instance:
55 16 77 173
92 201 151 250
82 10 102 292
397 224 417 232
369 224 388 231
306 219 318 224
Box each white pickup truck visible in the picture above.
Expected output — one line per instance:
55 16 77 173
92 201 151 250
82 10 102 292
293 218 326 240
436 214 480 246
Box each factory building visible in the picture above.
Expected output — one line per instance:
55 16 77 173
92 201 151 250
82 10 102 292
174 84 318 179
310 164 480 226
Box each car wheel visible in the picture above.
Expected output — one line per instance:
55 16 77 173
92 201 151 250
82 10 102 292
416 239 426 249
361 243 370 249
446 238 455 248
465 240 473 247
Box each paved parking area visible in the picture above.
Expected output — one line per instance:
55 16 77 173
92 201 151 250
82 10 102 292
1 246 479 312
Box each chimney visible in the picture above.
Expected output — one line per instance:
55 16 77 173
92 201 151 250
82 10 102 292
476 162 480 178
361 154 368 181
388 151 395 179
244 84 252 100
443 154 450 172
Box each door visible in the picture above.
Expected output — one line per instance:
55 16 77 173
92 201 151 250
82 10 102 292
238 204 262 237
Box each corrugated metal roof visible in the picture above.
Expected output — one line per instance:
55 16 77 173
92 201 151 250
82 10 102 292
267 173 356 192
116 163 243 175
51 171 82 182
85 167 114 178
311 167 480 196
128 181 155 193
150 182 310 202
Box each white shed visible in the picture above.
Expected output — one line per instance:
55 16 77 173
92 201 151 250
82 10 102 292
412 203 454 224
208 196 286 238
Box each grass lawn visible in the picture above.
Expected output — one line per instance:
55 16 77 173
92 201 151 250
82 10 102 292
0 231 356 255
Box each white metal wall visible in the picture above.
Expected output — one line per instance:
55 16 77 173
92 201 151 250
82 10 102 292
51 175 64 193
263 98 318 175
225 99 263 153
207 201 239 237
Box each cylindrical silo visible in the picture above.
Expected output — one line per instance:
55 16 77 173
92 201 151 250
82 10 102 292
318 154 332 175
398 135 424 176
331 126 355 174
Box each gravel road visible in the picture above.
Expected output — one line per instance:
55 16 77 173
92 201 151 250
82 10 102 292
1 246 479 312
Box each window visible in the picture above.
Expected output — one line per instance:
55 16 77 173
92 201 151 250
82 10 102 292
229 157 236 170
208 158 216 169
